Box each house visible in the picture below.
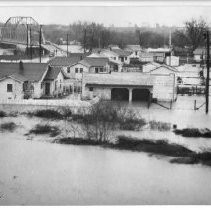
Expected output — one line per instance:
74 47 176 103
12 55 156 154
0 62 49 100
192 47 211 63
97 49 132 71
147 48 172 63
125 45 142 59
69 57 110 77
82 72 177 102
42 66 68 97
49 54 85 74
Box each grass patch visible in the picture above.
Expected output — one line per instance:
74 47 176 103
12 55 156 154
174 128 211 138
114 136 194 157
149 120 171 131
28 109 63 120
0 111 7 118
119 118 146 131
55 137 102 145
171 152 211 166
0 122 17 132
29 124 61 137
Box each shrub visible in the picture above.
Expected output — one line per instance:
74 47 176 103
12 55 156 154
55 137 101 145
29 109 63 120
29 124 61 137
0 111 7 118
119 117 146 130
0 122 17 132
116 135 194 157
174 128 211 138
149 120 171 131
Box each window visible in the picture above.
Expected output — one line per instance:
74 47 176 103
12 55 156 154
80 68 83 73
95 67 99 73
135 52 138 56
114 57 116 60
125 57 127 60
89 87 93 91
75 68 78 73
7 84 13 92
67 67 70 73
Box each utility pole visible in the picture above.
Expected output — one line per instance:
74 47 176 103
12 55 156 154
83 28 86 53
30 27 32 60
39 25 42 63
26 24 29 57
206 30 210 114
66 34 69 57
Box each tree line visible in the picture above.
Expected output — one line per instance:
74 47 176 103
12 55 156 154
43 18 208 54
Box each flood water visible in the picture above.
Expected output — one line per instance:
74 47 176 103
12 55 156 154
1 95 211 205
1 136 211 205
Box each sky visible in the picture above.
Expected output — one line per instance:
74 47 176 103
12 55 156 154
0 4 211 27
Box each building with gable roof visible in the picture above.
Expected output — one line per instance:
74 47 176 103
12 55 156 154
0 62 49 99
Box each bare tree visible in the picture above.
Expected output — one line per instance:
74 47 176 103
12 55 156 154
185 18 208 52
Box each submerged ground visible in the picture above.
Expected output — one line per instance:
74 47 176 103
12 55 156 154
1 95 211 205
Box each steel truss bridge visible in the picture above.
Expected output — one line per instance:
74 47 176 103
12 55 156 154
0 16 46 47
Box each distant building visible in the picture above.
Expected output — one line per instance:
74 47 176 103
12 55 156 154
147 48 172 63
125 45 142 59
139 52 154 62
193 48 207 62
165 56 179 67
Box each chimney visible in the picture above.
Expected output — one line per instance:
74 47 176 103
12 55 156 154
19 61 24 71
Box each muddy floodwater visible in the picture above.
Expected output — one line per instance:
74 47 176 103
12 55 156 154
1 95 211 205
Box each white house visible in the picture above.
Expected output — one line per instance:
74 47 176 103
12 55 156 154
193 48 206 62
0 62 49 100
42 66 68 97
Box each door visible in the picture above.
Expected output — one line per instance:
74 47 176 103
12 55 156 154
45 83 50 95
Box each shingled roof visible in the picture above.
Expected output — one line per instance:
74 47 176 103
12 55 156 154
44 66 69 80
79 57 109 67
112 49 132 57
49 54 83 66
0 63 48 82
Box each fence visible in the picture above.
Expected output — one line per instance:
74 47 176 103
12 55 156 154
0 98 91 108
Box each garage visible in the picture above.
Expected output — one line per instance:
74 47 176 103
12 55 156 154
132 88 150 101
111 88 129 101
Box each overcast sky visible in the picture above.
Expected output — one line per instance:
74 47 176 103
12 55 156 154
0 5 211 27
